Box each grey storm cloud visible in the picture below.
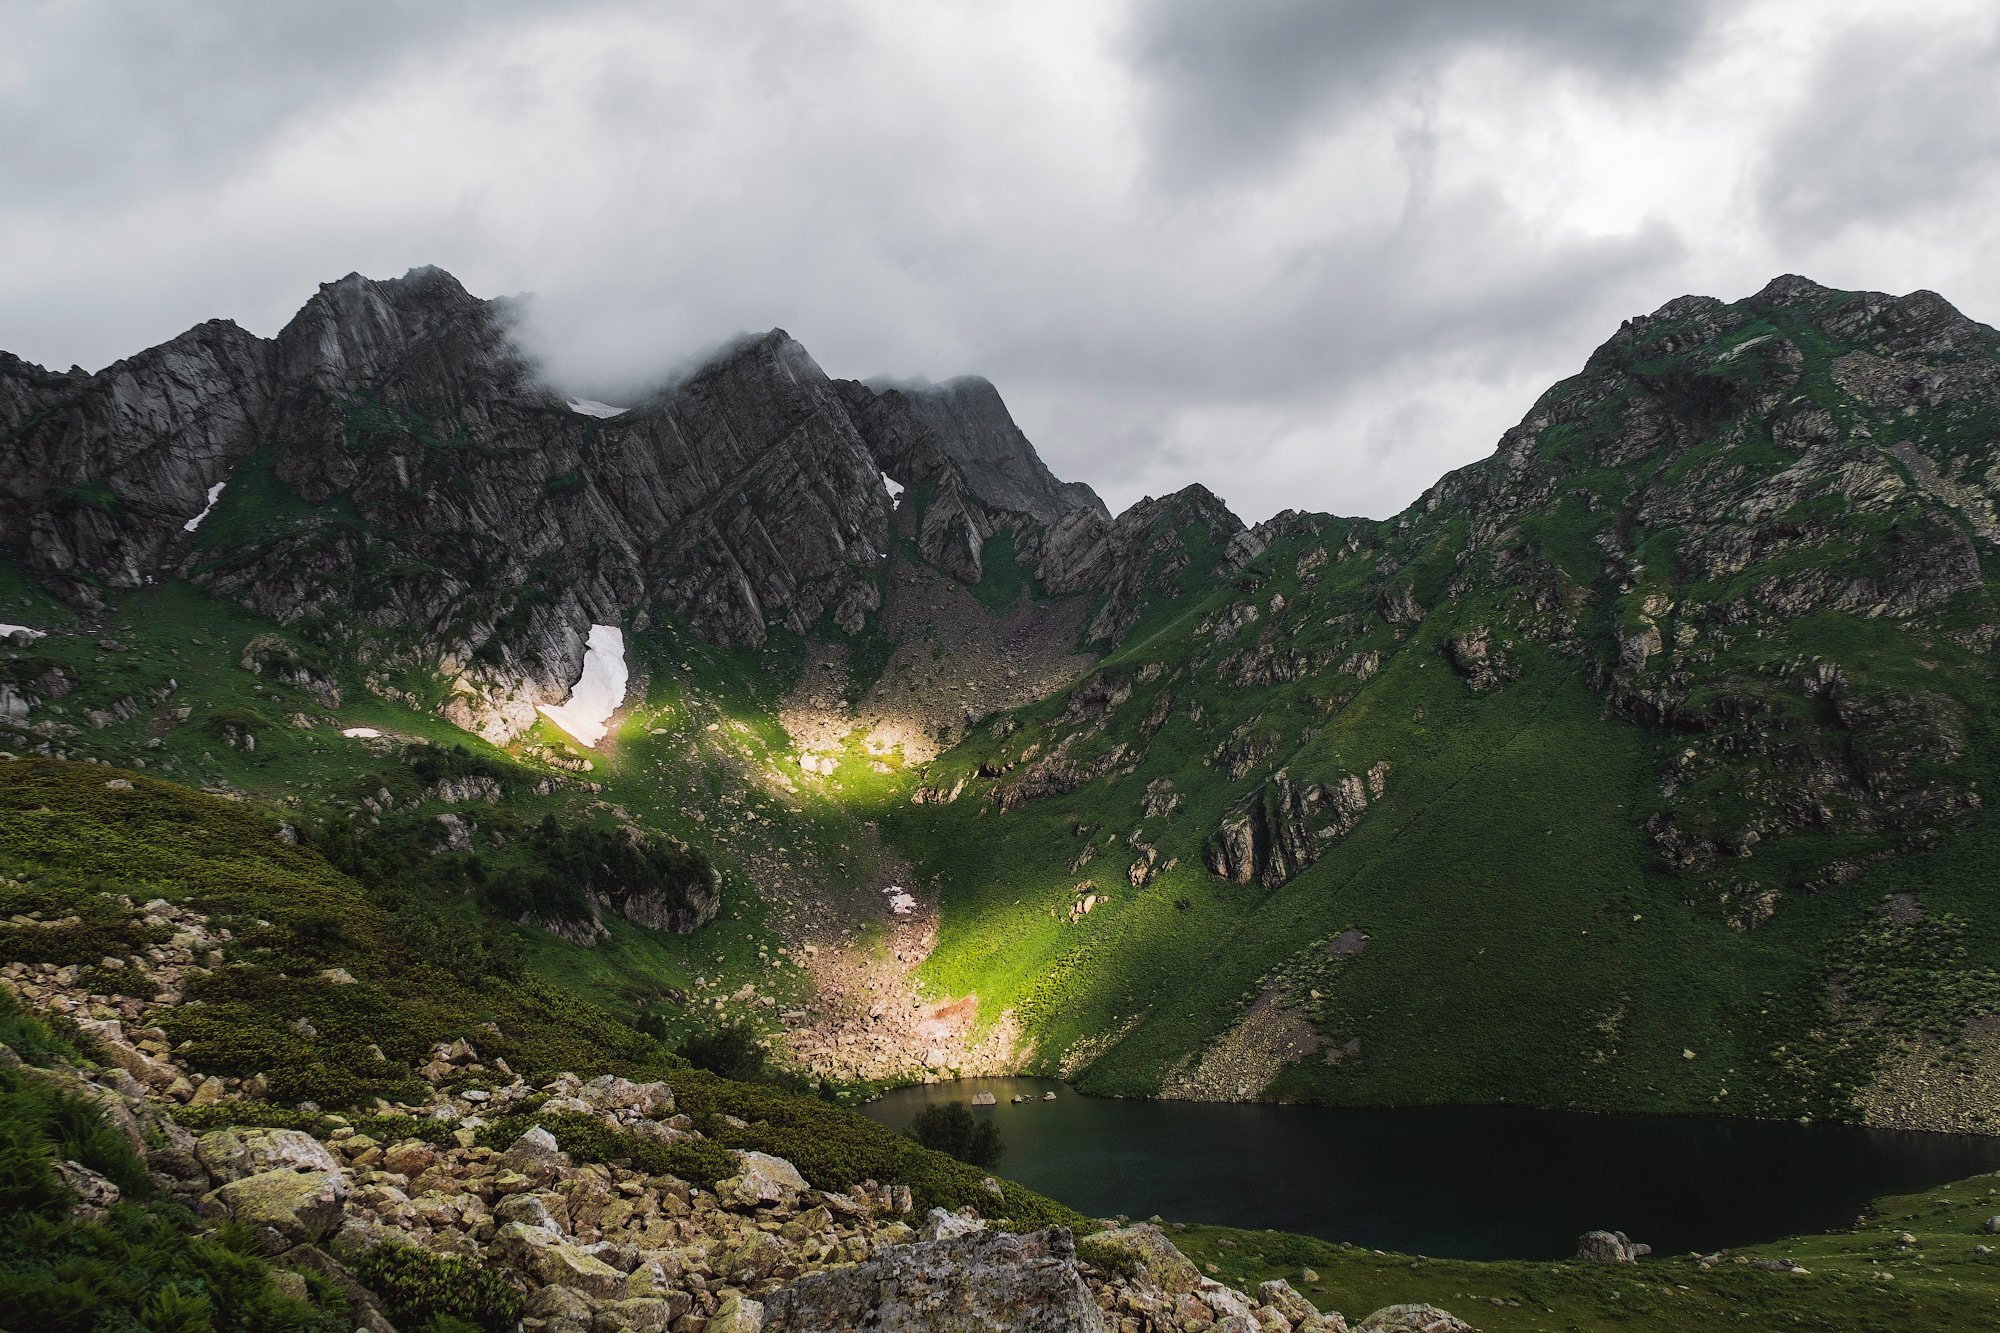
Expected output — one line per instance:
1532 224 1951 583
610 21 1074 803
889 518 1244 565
1760 16 2000 244
1124 0 1726 187
0 0 553 212
2 0 1996 523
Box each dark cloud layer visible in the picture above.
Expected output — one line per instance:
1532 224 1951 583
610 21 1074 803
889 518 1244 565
1760 16 2000 243
3 1 552 214
2 1 1996 522
1126 0 1724 187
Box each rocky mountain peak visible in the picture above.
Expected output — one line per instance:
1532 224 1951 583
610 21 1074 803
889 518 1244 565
864 373 1109 526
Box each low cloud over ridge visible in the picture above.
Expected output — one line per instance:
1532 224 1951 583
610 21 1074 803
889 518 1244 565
3 0 1998 522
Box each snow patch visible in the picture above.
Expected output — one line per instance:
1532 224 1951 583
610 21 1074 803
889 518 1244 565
341 727 383 739
182 482 227 533
567 398 627 419
538 624 628 747
0 623 45 643
884 885 916 915
881 471 904 501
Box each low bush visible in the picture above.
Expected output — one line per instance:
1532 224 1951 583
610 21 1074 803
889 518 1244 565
349 1243 521 1333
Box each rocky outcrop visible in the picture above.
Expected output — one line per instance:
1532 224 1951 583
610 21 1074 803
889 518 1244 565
868 375 1109 528
1034 484 1248 643
764 1225 1107 1331
1205 763 1389 888
1577 1229 1652 1262
0 321 275 607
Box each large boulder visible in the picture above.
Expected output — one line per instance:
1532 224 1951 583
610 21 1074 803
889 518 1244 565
762 1226 1107 1332
194 1126 340 1182
1576 1229 1651 1263
200 1169 348 1254
1078 1223 1204 1296
577 1074 675 1118
1356 1305 1476 1333
707 1291 765 1333
490 1220 627 1298
54 1160 122 1220
716 1151 809 1209
1258 1278 1324 1326
503 1124 573 1186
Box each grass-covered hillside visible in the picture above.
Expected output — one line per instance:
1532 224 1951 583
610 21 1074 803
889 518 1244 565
0 757 1081 1226
889 277 2000 1129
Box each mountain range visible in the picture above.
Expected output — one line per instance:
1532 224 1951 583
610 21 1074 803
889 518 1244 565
7 264 2000 1143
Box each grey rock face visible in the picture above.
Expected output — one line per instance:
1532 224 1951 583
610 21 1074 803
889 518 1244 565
870 374 1109 527
1038 484 1248 643
3 267 917 738
1 263 1243 741
0 320 275 606
761 1225 1108 1332
1576 1229 1651 1262
1204 762 1388 888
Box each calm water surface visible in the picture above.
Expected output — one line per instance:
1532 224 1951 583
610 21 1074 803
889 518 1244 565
863 1077 2000 1260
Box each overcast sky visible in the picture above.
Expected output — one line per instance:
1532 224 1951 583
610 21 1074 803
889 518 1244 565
6 0 2000 521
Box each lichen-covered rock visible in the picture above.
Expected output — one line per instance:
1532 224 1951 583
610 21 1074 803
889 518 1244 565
577 1074 676 1117
716 1150 809 1208
200 1168 347 1254
763 1226 1107 1331
490 1220 628 1298
54 1159 121 1220
706 1291 766 1333
1078 1223 1204 1296
503 1125 573 1186
1258 1277 1325 1325
1356 1304 1476 1333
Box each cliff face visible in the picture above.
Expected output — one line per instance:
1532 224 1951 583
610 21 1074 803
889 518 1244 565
0 321 275 604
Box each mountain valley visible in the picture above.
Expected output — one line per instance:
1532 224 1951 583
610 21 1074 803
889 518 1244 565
11 265 2000 1328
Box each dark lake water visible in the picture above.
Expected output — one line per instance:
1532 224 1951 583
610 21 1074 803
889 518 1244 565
863 1077 2000 1260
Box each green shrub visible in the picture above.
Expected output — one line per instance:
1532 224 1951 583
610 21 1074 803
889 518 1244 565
350 1243 521 1333
907 1101 1004 1169
0 1063 343 1331
677 1022 767 1082
0 990 97 1067
472 1110 736 1189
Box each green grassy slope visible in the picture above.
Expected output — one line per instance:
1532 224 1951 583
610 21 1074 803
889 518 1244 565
1181 1167 2000 1333
888 282 2000 1124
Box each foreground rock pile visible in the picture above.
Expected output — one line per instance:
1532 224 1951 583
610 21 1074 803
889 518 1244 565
2 897 1472 1330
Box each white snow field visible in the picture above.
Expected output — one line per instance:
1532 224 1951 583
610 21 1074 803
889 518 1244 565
182 481 227 532
537 623 629 747
566 399 626 419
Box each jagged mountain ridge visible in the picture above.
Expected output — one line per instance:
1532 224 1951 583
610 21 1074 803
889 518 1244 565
893 274 2000 1130
0 267 1196 740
